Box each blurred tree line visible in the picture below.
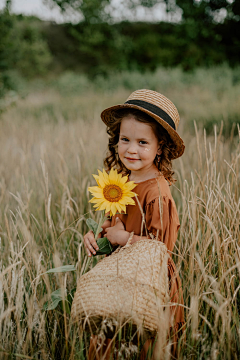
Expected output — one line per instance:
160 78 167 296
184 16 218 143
0 0 240 100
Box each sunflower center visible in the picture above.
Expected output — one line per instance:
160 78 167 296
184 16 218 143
103 185 123 202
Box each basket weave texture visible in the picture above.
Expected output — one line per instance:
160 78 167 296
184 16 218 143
71 239 169 334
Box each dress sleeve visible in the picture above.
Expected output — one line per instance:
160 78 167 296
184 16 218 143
145 196 180 252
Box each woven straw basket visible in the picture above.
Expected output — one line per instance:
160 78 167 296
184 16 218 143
71 239 169 335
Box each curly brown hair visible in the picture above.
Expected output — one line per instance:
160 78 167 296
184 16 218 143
104 108 178 183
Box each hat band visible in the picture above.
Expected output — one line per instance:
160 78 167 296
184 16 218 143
124 99 176 130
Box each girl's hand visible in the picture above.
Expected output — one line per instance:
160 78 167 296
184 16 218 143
101 219 111 237
83 220 111 257
104 217 130 246
83 230 99 257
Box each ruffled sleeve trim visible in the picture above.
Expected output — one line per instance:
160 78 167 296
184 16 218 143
145 195 180 252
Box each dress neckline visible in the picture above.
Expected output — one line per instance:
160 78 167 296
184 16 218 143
130 173 163 185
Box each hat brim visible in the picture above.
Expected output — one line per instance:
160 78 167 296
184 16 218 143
101 103 185 159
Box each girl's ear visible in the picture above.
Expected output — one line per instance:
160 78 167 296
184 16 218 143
157 140 164 155
157 146 162 156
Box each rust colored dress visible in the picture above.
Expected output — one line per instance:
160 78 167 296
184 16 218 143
88 174 184 359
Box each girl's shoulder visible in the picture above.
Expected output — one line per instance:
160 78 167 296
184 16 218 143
135 174 173 206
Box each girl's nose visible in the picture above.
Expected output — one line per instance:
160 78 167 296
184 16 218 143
127 144 137 154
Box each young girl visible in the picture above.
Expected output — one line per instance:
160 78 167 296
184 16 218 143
84 89 185 359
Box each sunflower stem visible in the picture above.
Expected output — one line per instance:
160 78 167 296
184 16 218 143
94 212 107 241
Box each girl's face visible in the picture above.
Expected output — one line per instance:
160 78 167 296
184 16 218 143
118 115 161 175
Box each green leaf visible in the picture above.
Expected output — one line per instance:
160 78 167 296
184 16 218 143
44 298 61 311
43 288 64 310
94 213 106 240
86 218 99 235
45 265 76 274
95 237 113 255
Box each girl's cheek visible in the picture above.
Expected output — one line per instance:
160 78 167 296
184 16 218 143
117 145 125 160
118 144 123 154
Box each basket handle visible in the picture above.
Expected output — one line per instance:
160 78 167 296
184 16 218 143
122 231 134 249
111 231 134 255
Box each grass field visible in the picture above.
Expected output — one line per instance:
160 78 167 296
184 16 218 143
0 66 239 359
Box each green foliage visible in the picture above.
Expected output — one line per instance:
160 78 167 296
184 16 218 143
0 5 15 100
47 0 240 73
1 10 240 83
44 19 239 76
86 218 101 236
10 15 53 78
0 10 53 113
1 14 52 80
95 237 113 255
53 71 91 94
44 288 66 310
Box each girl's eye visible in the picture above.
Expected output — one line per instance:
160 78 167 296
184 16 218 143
121 137 129 142
139 140 148 145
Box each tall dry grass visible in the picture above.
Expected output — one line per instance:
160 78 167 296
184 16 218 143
0 83 239 359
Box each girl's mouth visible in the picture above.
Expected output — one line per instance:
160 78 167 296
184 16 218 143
125 157 140 162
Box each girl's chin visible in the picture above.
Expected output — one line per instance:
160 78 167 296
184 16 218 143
123 163 141 171
120 158 143 171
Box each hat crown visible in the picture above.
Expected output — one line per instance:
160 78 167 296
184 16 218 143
126 89 180 130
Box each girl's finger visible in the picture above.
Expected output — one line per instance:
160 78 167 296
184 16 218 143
85 238 97 255
84 241 92 257
88 237 100 251
89 238 99 251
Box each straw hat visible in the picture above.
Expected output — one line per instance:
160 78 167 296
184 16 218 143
101 89 185 159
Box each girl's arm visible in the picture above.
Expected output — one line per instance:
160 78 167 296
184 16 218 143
104 223 129 246
105 227 148 246
105 218 149 246
104 218 141 247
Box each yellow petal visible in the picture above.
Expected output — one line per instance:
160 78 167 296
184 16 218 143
105 202 111 214
124 198 135 205
122 191 137 198
118 202 126 213
88 186 103 197
98 202 110 211
92 174 101 187
115 202 123 213
123 181 137 192
102 169 110 185
88 190 104 199
108 168 114 182
110 203 117 216
93 203 100 208
97 169 107 188
88 185 102 192
109 168 117 184
119 175 128 185
91 193 104 199
92 199 105 206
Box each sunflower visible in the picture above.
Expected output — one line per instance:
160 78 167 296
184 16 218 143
88 168 137 217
